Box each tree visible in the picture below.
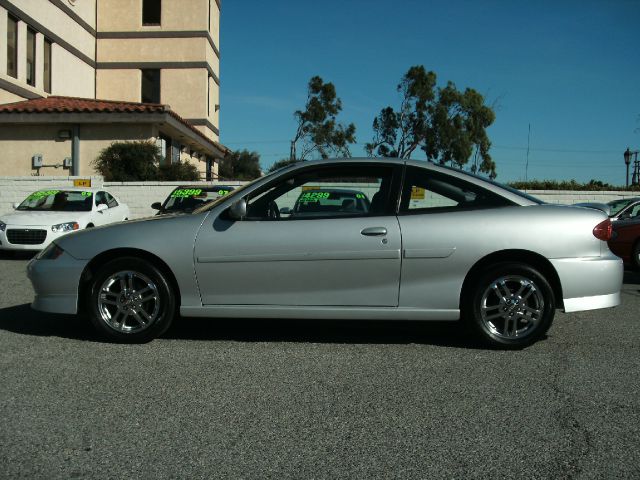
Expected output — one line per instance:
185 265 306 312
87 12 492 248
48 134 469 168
93 141 202 181
366 66 497 176
290 76 356 161
93 141 160 181
267 158 300 173
218 149 262 180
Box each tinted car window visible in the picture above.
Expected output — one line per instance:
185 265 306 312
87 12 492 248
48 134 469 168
245 165 395 220
399 166 514 213
106 192 118 208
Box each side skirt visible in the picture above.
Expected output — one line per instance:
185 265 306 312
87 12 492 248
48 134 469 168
180 305 460 321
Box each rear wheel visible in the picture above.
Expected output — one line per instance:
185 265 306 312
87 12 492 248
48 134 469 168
88 258 176 343
465 263 555 348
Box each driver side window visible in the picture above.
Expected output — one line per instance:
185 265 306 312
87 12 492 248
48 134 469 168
245 165 395 220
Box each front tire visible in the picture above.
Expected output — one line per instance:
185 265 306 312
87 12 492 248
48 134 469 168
465 263 555 349
88 258 176 343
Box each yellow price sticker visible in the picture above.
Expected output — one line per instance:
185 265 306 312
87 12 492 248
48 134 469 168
73 179 92 187
410 187 425 200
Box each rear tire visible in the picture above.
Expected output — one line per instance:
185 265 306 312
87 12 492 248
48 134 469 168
88 257 176 343
464 262 555 349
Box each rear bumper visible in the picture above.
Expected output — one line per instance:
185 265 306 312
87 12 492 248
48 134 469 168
550 253 623 313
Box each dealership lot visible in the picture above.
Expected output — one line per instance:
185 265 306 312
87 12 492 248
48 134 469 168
1 254 639 479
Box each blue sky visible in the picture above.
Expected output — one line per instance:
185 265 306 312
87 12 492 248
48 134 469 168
219 0 640 185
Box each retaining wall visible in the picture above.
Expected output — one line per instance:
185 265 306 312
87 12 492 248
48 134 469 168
0 175 637 219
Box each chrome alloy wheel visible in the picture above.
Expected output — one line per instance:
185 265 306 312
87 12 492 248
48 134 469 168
97 270 160 333
480 275 544 339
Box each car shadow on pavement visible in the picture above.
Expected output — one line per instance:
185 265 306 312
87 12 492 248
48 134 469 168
623 269 640 285
166 317 492 349
0 303 491 348
0 304 97 341
0 251 37 260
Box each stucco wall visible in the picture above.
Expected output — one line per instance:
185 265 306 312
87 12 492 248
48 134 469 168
1 177 638 221
96 69 141 102
98 0 211 32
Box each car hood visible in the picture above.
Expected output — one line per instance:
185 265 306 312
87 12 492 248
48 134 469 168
0 210 92 226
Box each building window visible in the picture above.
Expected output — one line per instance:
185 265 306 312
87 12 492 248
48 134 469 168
26 28 36 86
142 0 161 25
44 39 52 93
207 75 211 116
7 15 18 78
141 69 160 103
208 0 211 32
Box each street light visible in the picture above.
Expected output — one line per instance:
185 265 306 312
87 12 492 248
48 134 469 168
624 148 631 187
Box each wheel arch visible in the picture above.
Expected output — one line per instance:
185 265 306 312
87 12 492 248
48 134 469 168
78 248 181 312
460 249 563 311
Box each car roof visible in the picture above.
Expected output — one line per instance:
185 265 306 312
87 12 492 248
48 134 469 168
280 158 537 205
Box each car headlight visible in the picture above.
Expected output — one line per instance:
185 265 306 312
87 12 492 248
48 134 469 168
36 242 65 260
51 222 79 233
0 220 6 232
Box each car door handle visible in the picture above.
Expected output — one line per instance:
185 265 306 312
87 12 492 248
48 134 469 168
361 227 387 236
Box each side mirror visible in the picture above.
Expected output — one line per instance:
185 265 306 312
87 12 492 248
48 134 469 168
96 203 108 212
151 202 162 210
280 207 291 215
228 198 247 220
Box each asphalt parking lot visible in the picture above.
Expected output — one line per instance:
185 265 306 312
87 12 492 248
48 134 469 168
1 254 639 479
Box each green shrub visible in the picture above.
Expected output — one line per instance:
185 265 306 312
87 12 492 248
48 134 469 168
93 141 202 181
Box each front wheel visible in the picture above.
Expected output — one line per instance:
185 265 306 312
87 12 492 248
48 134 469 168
465 263 555 349
88 258 176 343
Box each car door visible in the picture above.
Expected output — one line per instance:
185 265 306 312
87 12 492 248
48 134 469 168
193 163 403 307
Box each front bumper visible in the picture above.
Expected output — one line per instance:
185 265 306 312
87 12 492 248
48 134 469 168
27 249 87 314
550 252 623 313
0 224 71 251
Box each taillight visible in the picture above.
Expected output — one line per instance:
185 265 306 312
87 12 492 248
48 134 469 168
593 218 612 241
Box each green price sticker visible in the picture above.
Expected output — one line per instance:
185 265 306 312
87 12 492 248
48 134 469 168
218 189 230 195
171 188 203 198
355 193 365 199
301 192 330 201
81 191 93 197
28 190 60 200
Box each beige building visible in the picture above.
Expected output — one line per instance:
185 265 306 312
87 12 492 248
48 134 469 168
0 0 227 178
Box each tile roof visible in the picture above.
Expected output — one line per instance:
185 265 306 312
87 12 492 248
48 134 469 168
0 96 167 113
0 96 229 154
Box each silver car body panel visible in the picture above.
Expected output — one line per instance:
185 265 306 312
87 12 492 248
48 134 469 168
193 215 402 306
27 158 623 320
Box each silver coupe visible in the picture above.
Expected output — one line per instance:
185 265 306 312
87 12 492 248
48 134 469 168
27 158 623 348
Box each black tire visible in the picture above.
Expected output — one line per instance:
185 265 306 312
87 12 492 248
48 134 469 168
464 262 555 349
88 257 176 343
632 241 640 271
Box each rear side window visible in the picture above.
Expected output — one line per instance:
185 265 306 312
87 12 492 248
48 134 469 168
399 166 513 214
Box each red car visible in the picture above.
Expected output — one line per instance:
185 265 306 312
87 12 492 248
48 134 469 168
609 221 640 269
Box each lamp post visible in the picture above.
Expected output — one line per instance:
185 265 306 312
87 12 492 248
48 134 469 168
624 148 631 187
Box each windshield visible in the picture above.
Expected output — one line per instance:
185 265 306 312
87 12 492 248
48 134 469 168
17 190 93 212
163 187 233 213
608 198 637 217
